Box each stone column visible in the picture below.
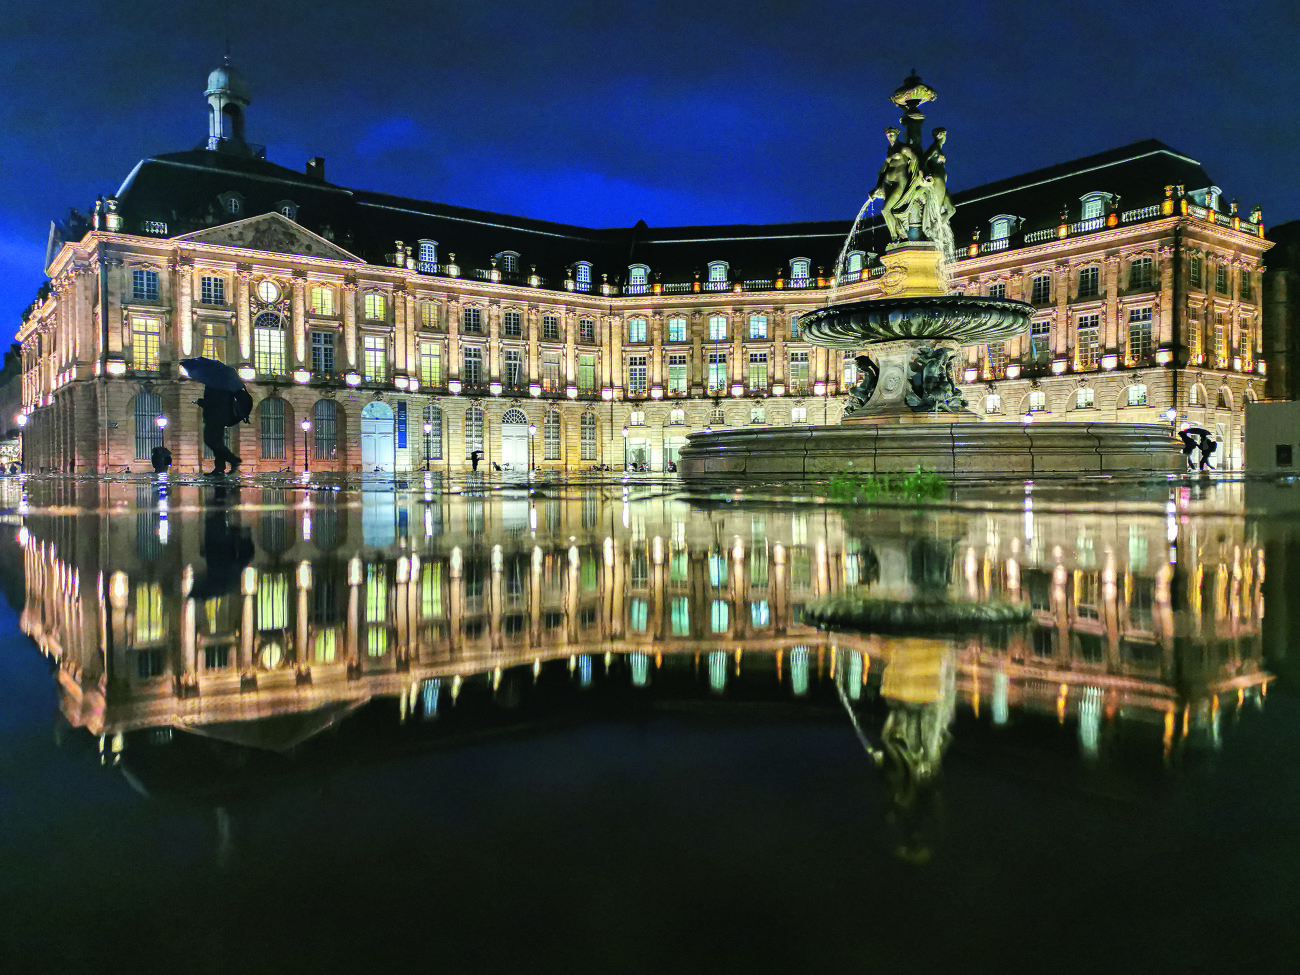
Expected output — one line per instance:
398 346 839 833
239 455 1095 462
176 259 194 357
447 297 460 378
1103 256 1122 352
650 313 663 386
393 283 408 375
1158 245 1176 349
341 280 358 368
1054 263 1070 357
235 266 252 362
292 272 307 367
488 301 501 378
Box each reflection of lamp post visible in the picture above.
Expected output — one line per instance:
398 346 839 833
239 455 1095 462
423 420 432 471
622 424 630 470
528 422 537 474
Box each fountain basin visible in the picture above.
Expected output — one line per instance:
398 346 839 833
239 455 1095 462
677 421 1183 480
798 295 1034 348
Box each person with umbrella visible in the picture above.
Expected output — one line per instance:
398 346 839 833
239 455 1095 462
182 357 247 476
1178 426 1215 472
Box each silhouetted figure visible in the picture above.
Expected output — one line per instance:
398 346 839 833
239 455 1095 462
196 385 242 476
492 462 502 472
1178 430 1200 471
150 446 172 473
1199 433 1217 470
190 492 254 600
470 449 482 472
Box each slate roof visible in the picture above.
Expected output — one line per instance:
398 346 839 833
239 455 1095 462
108 139 1220 287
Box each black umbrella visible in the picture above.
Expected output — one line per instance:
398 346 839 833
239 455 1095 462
180 356 244 392
1182 426 1211 438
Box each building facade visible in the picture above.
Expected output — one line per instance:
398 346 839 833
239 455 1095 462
16 63 1272 473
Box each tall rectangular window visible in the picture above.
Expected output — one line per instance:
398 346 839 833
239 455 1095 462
503 310 522 338
1030 319 1051 361
579 317 595 343
628 355 648 395
463 347 483 384
200 275 225 305
1189 256 1202 287
131 316 161 371
578 353 596 393
667 316 687 342
424 405 443 460
1213 312 1228 368
668 354 688 394
504 348 523 388
419 301 438 330
749 314 767 339
364 293 386 320
132 268 159 301
989 282 1006 299
462 307 482 333
254 323 285 374
1075 314 1099 369
1078 266 1099 298
309 286 334 315
542 314 561 341
362 334 387 382
311 330 335 376
419 341 442 386
542 353 561 392
1130 257 1154 290
627 318 647 343
260 397 286 459
1031 274 1051 304
544 412 561 460
708 352 727 391
1188 311 1203 364
1216 264 1229 295
1127 306 1153 362
580 413 597 460
986 343 1007 378
202 322 226 362
708 315 727 341
748 351 768 391
788 351 809 392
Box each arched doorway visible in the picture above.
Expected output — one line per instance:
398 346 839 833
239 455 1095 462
361 401 396 472
501 407 529 470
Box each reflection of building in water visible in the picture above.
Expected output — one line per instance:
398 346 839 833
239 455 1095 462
13 483 1269 763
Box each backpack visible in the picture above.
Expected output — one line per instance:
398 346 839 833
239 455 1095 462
232 388 253 425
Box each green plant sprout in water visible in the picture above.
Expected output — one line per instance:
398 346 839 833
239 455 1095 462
826 464 947 503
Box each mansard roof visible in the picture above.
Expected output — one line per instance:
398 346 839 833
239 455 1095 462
106 138 1225 286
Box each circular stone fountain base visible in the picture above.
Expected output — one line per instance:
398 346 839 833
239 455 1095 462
677 421 1183 481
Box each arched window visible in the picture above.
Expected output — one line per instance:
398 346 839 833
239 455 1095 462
580 412 597 461
1188 384 1203 407
418 240 437 267
132 390 162 460
707 261 729 290
627 264 649 287
253 311 286 374
544 410 561 460
575 262 592 290
789 258 810 281
313 400 338 460
423 404 443 460
260 397 286 459
465 407 484 454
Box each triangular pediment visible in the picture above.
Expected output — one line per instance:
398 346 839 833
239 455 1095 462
177 212 363 262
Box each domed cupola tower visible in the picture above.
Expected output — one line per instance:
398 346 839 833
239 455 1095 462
205 55 253 155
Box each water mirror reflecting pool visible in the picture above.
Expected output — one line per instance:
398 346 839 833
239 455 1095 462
1 473 1297 971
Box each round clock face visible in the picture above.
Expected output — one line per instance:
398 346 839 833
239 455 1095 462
257 280 280 303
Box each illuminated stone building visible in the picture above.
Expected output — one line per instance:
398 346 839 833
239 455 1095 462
16 62 1271 473
10 479 1269 765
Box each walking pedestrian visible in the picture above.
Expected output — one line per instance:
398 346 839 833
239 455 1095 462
470 449 482 472
196 385 243 476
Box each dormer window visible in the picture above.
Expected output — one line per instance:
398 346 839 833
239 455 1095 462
845 251 865 274
1207 186 1221 212
495 251 520 274
574 262 592 291
275 200 298 220
707 261 729 290
627 264 649 294
1080 193 1107 221
218 191 244 216
790 258 811 282
418 240 438 268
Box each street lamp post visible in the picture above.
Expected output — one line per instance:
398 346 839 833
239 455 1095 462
622 424 629 471
423 420 432 471
528 422 537 476
301 419 312 471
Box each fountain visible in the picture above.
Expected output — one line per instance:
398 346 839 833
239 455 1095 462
679 74 1182 480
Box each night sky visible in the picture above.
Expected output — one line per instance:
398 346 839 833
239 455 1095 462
3 0 1297 339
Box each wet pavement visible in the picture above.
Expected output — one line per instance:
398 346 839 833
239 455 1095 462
1 471 1298 973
